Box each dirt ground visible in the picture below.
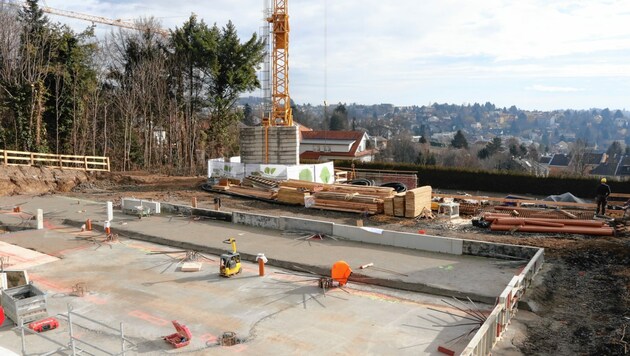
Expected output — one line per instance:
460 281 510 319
8 169 630 355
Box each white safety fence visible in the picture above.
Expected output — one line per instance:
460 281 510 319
460 248 544 355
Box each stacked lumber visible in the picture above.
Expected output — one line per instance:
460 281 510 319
384 197 394 216
309 191 384 214
404 186 432 218
393 193 406 217
279 179 324 192
277 186 310 205
325 184 395 199
226 185 277 200
242 175 279 189
483 213 613 236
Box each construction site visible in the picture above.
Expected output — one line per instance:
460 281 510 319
0 0 629 356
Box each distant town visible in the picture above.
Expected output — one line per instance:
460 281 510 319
240 97 630 180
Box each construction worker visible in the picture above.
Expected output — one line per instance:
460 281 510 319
595 177 611 216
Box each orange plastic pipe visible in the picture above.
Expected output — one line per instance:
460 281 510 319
484 214 604 227
490 224 613 236
495 218 564 228
258 258 265 276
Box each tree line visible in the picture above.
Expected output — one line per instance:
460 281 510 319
0 0 265 174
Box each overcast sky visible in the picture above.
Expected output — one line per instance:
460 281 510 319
41 0 630 111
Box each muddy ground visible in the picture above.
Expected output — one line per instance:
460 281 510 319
4 169 630 355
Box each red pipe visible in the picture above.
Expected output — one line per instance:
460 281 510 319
490 224 613 236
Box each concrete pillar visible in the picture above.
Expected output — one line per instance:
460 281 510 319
36 209 44 230
107 201 113 222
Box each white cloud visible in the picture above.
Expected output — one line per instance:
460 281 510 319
39 0 630 110
527 85 583 92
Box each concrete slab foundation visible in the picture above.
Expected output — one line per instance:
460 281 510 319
0 195 543 355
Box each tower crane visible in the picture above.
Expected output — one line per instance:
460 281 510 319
5 0 169 37
264 0 293 127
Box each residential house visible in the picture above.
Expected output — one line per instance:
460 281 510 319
299 131 375 162
614 155 630 180
590 154 621 179
580 152 607 175
547 153 571 175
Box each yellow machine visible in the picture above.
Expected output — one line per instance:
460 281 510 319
219 238 242 277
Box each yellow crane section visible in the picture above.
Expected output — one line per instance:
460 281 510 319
265 0 293 127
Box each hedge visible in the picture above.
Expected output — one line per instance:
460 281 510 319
331 160 630 199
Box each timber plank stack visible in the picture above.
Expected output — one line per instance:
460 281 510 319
404 186 432 218
279 179 324 192
393 193 406 217
382 185 433 218
277 186 310 205
384 197 394 216
310 191 385 214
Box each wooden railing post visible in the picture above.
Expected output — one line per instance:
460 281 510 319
84 156 88 171
3 150 6 165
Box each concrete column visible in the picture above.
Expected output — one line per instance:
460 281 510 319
107 201 113 222
36 209 44 230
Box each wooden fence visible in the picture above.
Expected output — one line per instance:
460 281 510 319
1 149 110 172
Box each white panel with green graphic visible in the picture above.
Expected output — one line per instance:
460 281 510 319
248 164 288 179
208 161 245 179
208 160 335 183
314 162 334 183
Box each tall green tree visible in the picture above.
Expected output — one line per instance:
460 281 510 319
206 21 265 156
329 103 348 130
451 130 468 149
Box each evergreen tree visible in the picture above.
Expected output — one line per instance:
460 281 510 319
329 104 348 130
451 130 468 149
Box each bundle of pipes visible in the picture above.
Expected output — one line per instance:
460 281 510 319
483 213 614 236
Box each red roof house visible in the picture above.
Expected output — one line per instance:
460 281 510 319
299 131 375 162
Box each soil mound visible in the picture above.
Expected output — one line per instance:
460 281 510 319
0 166 91 196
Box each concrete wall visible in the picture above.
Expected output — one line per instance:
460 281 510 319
121 198 160 214
332 225 463 254
160 203 232 222
240 126 299 165
280 216 333 235
232 211 280 230
462 239 539 259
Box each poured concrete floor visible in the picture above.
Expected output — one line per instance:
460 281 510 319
0 195 523 355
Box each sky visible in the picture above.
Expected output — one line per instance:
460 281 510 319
37 0 630 111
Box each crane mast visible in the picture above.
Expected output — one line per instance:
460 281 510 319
265 0 292 127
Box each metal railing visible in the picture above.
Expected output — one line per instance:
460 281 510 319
18 304 135 356
1 149 110 172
